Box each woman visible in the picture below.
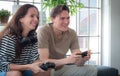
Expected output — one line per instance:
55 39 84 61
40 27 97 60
0 4 44 76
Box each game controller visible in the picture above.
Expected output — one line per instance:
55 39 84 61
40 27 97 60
40 62 55 71
76 51 88 58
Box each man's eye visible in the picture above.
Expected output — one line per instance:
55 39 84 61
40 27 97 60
37 16 39 19
30 15 34 17
60 17 70 20
67 17 70 19
61 17 65 20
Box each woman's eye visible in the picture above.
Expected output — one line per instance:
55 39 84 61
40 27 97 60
30 15 34 18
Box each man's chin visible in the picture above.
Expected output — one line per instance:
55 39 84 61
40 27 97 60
62 27 68 31
61 29 67 32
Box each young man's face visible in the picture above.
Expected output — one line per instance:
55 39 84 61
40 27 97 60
52 10 70 32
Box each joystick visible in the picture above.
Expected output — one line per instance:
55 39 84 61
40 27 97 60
81 51 88 57
40 62 55 71
76 51 88 58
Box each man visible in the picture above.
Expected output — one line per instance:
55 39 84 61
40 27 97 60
37 4 97 76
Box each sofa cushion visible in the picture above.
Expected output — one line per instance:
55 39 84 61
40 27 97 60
97 66 118 76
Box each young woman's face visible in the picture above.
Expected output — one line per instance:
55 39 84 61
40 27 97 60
51 10 70 32
20 7 39 33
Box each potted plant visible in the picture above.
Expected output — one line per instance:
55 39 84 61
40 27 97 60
0 9 11 24
42 0 84 16
40 0 84 24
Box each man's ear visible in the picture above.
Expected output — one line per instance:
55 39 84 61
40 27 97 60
50 17 54 23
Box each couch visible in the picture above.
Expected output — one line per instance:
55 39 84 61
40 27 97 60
22 65 119 76
97 65 118 76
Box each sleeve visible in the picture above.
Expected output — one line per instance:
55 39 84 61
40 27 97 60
29 42 39 64
70 30 80 52
0 35 16 72
36 26 49 48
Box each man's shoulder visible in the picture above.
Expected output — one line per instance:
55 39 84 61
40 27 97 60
68 28 76 34
38 24 49 29
36 23 52 35
37 24 51 31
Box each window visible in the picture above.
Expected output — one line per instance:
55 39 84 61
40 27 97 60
41 0 102 65
0 0 101 65
69 0 101 65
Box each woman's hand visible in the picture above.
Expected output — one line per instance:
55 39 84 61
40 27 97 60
28 61 44 74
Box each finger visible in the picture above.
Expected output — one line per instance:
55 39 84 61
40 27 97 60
38 62 44 66
87 50 91 55
39 68 45 72
74 53 81 57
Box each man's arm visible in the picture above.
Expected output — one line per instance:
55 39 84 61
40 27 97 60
38 48 81 67
71 49 91 66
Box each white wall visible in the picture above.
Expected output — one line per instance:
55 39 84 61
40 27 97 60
0 24 5 32
102 0 111 66
110 0 120 74
102 0 120 74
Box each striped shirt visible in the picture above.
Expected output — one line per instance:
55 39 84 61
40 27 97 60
0 34 39 72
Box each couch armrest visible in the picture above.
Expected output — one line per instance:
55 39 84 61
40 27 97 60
96 66 118 76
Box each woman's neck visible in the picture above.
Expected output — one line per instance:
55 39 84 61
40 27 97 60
22 31 29 37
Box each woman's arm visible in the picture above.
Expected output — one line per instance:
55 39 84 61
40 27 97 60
9 61 44 73
0 35 16 72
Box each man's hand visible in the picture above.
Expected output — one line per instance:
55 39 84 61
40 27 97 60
75 50 91 66
66 51 82 64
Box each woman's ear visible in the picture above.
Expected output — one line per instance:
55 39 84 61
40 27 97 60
19 18 23 22
19 16 24 22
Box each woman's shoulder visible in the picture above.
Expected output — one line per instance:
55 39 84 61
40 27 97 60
2 34 16 40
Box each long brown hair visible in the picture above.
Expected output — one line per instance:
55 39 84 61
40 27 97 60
0 4 39 58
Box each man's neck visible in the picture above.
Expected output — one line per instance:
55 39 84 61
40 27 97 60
52 25 64 39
